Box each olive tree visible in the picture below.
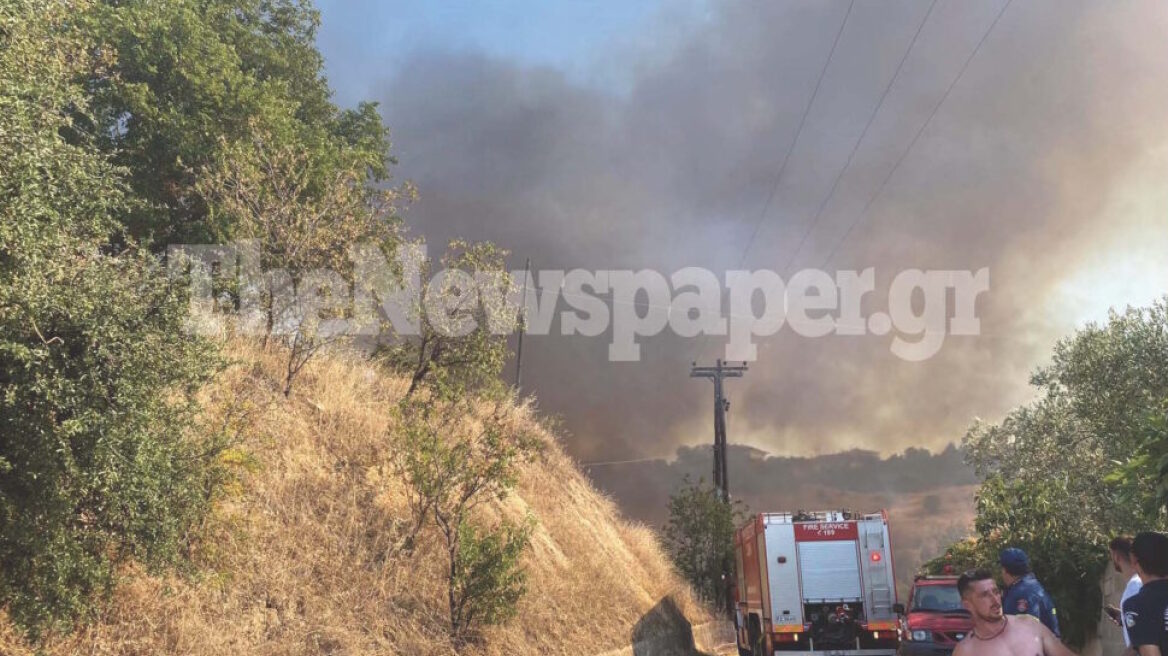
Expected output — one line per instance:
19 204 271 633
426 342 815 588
378 240 515 400
197 129 411 395
938 297 1168 648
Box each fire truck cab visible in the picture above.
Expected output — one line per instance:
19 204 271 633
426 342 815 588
733 510 901 656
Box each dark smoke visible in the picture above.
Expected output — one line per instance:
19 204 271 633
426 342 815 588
332 0 1168 463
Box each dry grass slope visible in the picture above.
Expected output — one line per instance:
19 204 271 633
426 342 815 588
0 340 709 655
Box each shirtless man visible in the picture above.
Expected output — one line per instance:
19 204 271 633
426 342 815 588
953 569 1077 656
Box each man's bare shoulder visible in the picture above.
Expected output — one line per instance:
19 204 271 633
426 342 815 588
1011 614 1045 631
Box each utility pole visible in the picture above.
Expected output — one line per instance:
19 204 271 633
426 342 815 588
690 359 748 502
514 258 531 391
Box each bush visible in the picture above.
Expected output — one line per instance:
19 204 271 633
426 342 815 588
390 394 543 647
0 0 222 637
450 517 534 644
664 477 745 613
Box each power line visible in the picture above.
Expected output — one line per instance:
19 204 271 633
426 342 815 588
817 0 1014 271
579 456 667 468
735 0 855 270
686 0 855 364
778 0 939 277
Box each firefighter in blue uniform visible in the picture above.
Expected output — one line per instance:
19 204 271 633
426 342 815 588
999 547 1061 638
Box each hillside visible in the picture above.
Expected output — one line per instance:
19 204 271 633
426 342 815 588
0 340 710 655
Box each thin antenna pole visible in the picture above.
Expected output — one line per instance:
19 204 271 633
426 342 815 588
514 258 531 391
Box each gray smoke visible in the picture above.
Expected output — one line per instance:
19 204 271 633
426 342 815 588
353 0 1168 462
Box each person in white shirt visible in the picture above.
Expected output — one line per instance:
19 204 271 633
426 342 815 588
1107 535 1143 655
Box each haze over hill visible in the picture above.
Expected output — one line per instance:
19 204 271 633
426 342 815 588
586 444 979 593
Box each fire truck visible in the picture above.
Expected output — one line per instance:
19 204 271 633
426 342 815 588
733 510 902 656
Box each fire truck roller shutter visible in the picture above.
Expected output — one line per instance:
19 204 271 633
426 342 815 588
796 540 863 602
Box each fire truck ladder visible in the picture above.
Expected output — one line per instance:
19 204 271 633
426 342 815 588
861 522 893 617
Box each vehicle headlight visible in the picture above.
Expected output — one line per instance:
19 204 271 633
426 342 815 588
910 630 929 641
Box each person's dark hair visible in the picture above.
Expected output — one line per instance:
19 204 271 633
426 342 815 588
957 568 994 598
1110 535 1134 560
1132 532 1168 577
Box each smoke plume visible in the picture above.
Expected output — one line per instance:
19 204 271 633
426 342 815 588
330 0 1168 463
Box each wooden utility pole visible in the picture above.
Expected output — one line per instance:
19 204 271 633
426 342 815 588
514 258 531 391
690 359 748 502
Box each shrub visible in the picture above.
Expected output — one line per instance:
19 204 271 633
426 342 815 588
0 0 222 637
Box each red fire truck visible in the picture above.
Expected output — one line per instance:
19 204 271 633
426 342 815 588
733 510 902 656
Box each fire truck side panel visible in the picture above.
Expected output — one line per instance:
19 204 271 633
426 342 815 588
757 529 772 622
735 544 747 606
738 523 763 609
857 518 898 628
762 521 802 628
796 540 863 602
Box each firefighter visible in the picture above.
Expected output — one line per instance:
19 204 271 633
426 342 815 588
999 547 1061 638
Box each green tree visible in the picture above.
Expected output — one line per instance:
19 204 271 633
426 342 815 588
389 394 542 646
80 0 395 247
449 517 533 645
663 477 745 613
196 128 411 395
379 240 514 400
941 297 1168 648
0 0 222 637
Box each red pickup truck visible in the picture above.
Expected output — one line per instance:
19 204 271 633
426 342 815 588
898 576 973 656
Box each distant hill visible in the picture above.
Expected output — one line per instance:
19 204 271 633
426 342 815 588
586 444 979 596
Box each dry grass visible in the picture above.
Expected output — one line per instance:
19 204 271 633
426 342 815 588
0 339 707 655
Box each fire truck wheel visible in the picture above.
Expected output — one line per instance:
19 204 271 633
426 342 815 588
743 615 761 656
736 628 751 655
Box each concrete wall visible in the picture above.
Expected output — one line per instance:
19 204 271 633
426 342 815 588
1086 567 1129 656
593 620 735 656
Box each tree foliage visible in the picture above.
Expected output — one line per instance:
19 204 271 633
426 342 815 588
664 477 745 613
934 297 1168 648
81 0 395 247
197 128 412 395
389 394 542 645
379 240 514 400
0 0 222 636
2 0 528 645
450 517 533 644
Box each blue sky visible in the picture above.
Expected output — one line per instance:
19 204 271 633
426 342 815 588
316 0 676 107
